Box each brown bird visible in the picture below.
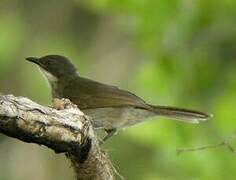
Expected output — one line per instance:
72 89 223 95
26 55 211 142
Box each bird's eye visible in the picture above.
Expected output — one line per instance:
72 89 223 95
47 61 53 66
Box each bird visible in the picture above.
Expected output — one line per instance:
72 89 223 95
26 55 211 143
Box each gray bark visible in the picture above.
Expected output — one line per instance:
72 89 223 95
0 95 114 180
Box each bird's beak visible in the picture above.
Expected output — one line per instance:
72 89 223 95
26 57 40 65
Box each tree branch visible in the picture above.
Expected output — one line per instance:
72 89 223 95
177 131 236 156
0 95 114 180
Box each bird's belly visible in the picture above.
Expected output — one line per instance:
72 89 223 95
83 107 156 130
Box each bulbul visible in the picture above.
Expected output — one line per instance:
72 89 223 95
26 55 211 142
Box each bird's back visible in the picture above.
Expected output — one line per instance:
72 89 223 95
61 76 150 110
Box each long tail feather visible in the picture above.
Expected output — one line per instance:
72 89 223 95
149 105 211 123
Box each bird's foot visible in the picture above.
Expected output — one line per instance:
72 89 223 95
99 128 117 145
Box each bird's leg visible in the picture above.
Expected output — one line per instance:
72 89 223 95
99 128 117 145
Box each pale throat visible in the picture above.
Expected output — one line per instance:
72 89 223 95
38 68 60 98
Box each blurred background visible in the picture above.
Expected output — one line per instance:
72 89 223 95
0 0 236 179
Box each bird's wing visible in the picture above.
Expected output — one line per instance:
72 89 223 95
63 77 149 109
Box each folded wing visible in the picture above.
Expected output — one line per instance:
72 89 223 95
63 77 149 109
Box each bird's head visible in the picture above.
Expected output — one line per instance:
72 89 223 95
26 55 77 80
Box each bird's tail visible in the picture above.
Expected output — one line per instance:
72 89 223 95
149 105 211 123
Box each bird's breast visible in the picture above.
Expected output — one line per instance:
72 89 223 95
38 68 62 98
